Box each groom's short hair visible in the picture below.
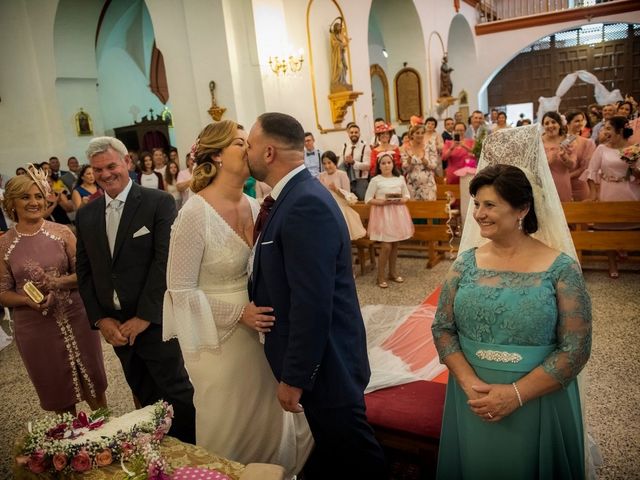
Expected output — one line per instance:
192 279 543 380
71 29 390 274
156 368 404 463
258 112 304 151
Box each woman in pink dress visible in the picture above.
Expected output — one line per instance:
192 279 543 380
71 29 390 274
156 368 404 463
365 153 414 288
318 151 366 240
442 122 476 185
541 111 577 201
0 169 107 414
565 110 596 201
583 116 639 278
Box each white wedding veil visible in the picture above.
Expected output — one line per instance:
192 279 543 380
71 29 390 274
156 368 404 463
458 124 578 261
458 124 600 478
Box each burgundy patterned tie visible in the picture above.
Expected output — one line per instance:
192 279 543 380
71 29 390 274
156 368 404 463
253 195 275 244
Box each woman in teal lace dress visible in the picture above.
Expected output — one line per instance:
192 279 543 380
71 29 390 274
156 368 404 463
432 164 592 479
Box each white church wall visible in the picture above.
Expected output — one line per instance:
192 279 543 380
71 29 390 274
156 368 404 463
146 0 239 158
96 1 167 142
0 0 63 171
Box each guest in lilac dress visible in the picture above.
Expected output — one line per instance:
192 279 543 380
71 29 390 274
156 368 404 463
0 170 107 414
582 116 639 278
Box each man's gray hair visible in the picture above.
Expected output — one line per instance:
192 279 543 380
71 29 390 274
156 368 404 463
86 136 128 160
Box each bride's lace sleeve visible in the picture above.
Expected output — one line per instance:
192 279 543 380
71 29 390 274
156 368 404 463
541 260 592 386
431 253 466 361
162 200 244 351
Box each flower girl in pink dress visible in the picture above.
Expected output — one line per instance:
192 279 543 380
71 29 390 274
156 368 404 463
364 153 414 288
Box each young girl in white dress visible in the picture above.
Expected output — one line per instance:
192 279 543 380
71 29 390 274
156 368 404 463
365 152 414 288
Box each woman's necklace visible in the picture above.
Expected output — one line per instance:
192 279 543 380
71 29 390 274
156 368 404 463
15 219 45 237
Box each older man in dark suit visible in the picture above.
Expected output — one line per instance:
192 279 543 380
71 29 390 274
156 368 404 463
76 136 195 443
247 113 386 479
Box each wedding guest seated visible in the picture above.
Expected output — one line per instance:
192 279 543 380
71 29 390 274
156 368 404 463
0 166 107 415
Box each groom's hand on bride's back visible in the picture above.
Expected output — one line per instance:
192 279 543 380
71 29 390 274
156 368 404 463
240 301 275 333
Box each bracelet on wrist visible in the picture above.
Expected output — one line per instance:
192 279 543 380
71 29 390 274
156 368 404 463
512 381 523 407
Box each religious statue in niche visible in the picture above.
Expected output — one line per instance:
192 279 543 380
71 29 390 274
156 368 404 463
329 17 352 93
75 108 93 136
439 54 454 98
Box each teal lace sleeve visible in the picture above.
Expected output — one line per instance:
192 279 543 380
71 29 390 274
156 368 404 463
431 251 468 361
541 259 592 386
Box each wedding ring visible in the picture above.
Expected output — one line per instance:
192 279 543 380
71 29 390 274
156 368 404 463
487 412 493 419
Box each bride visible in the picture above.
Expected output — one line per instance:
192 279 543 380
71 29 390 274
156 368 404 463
163 120 313 476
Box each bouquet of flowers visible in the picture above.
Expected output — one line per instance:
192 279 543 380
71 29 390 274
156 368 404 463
621 143 640 180
14 401 173 479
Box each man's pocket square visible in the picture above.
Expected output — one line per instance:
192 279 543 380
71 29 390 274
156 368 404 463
261 240 274 245
133 226 151 238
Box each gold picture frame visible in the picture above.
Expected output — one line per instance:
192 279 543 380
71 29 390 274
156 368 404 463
394 67 423 124
370 64 390 123
75 108 93 136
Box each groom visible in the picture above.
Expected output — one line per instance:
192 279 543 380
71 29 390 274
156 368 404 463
247 112 386 479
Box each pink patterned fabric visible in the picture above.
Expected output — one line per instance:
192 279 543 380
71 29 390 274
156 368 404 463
172 467 231 480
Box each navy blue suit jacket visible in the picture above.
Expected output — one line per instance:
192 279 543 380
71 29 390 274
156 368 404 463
250 169 370 408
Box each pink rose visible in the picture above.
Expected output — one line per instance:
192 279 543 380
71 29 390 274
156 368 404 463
52 453 68 471
95 448 112 467
27 451 47 474
159 417 172 434
71 450 92 472
153 427 165 442
120 441 135 458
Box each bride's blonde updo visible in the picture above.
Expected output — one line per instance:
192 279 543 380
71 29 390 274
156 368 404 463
190 120 241 193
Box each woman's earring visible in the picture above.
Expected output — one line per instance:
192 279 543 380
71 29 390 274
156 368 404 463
517 217 523 230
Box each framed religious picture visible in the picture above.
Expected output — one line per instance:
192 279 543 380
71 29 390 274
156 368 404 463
394 67 423 124
75 109 93 136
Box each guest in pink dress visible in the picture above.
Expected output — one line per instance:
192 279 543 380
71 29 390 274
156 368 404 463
318 151 366 240
0 169 107 414
565 110 596 201
582 116 640 278
365 153 414 288
442 122 476 185
541 111 577 201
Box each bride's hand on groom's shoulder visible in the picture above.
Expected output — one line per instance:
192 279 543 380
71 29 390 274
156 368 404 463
240 301 276 333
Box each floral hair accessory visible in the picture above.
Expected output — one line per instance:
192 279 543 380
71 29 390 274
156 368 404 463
189 138 200 162
26 163 52 196
374 123 394 134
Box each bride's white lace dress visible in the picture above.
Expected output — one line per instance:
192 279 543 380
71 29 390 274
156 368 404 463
163 194 313 476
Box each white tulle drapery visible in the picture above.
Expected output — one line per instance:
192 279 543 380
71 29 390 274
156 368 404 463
363 303 446 393
537 70 623 121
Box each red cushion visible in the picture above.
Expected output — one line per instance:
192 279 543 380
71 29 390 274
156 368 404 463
365 380 446 439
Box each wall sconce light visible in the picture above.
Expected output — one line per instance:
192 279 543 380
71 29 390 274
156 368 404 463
382 48 389 58
268 49 304 76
